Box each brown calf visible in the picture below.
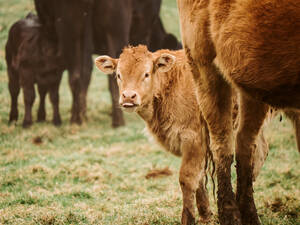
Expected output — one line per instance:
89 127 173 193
6 13 64 128
95 45 270 224
177 0 300 224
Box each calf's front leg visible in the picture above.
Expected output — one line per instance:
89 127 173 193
196 178 212 223
180 138 206 225
37 85 47 122
22 84 35 128
49 79 62 126
284 110 300 153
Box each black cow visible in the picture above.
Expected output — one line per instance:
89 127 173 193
34 0 181 127
130 0 181 51
148 17 182 52
6 13 64 128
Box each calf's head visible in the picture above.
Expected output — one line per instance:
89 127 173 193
95 45 175 113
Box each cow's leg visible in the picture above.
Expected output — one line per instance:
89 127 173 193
180 139 206 225
106 33 125 128
79 60 92 121
236 93 268 225
184 61 241 224
49 78 62 126
196 177 212 223
80 18 93 121
8 71 20 123
284 110 300 153
22 84 35 128
69 71 82 125
177 0 241 222
37 85 47 122
190 64 241 225
108 76 125 127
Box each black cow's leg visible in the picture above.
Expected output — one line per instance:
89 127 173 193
236 93 268 225
80 56 92 121
108 75 125 127
8 70 20 123
49 78 62 126
69 71 82 125
37 84 47 122
106 33 125 128
22 84 35 128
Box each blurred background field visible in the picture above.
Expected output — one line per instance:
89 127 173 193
0 0 299 224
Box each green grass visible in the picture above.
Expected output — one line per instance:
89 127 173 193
0 0 299 224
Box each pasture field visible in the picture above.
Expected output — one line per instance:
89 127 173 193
0 0 299 224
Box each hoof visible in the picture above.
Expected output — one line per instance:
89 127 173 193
112 121 125 128
199 211 213 224
9 113 18 123
22 120 32 128
181 208 196 225
37 113 46 122
53 118 62 126
70 115 82 125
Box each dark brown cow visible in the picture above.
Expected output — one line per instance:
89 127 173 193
148 17 182 52
130 0 181 51
6 13 63 128
177 0 300 224
34 0 181 127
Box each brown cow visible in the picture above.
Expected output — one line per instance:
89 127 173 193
94 45 271 225
177 0 300 224
6 13 64 128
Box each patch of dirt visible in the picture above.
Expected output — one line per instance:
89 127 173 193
265 196 299 218
145 167 173 179
32 136 43 145
265 197 284 212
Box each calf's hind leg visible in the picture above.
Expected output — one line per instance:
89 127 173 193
180 138 206 225
8 70 20 123
236 94 268 225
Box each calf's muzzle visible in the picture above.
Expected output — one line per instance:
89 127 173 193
120 90 139 109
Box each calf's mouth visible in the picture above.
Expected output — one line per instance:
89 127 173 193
121 102 139 112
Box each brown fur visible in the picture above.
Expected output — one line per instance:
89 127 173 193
177 0 300 224
96 46 213 224
95 45 275 225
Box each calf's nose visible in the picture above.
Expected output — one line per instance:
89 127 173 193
122 90 137 101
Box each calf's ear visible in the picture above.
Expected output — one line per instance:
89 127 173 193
95 56 118 74
155 53 176 73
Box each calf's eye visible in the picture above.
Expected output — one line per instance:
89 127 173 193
145 73 150 78
117 74 121 79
